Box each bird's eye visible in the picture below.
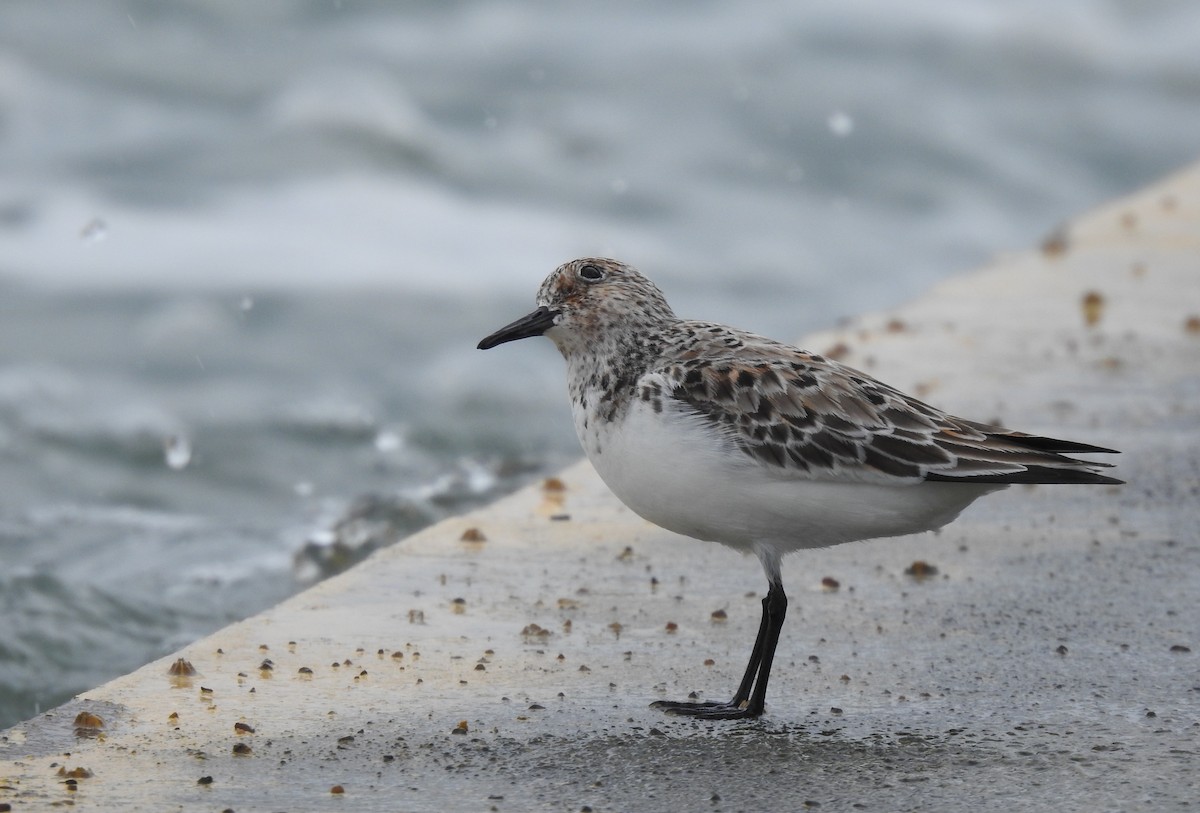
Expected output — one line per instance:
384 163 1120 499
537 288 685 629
578 263 605 282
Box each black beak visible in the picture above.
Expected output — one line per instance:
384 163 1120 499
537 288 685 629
477 306 559 350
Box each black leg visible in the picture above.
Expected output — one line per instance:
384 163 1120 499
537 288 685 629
650 580 787 720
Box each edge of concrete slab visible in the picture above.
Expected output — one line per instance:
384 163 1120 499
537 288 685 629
3 163 1198 812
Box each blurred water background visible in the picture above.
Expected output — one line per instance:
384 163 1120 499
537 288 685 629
1 0 1198 728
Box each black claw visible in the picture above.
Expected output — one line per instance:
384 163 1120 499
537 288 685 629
650 700 729 711
650 699 762 720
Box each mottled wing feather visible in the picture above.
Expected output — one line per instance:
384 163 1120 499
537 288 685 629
654 324 1122 486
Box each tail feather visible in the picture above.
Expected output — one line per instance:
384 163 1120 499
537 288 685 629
926 466 1125 485
959 423 1120 455
928 427 1124 485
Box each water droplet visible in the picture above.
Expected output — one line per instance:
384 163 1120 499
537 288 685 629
374 429 402 453
164 435 192 470
80 218 109 244
827 110 854 137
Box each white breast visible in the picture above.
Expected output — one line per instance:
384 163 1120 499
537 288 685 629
576 396 1001 554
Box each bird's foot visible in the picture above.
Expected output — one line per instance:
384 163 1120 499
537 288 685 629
650 699 762 720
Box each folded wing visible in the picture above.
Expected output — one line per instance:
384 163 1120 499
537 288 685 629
653 327 1122 486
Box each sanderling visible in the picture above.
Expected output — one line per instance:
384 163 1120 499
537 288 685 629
478 258 1122 720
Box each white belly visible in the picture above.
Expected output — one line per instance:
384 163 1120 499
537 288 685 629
579 398 1001 553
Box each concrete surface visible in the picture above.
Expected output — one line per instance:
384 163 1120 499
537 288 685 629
3 163 1199 812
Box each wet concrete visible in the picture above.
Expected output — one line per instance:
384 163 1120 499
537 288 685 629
3 163 1199 811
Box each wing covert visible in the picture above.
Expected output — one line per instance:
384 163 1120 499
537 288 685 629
654 327 1120 485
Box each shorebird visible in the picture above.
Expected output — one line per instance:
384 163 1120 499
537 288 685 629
478 258 1122 719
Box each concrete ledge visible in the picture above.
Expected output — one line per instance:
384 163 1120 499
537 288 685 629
3 164 1198 811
